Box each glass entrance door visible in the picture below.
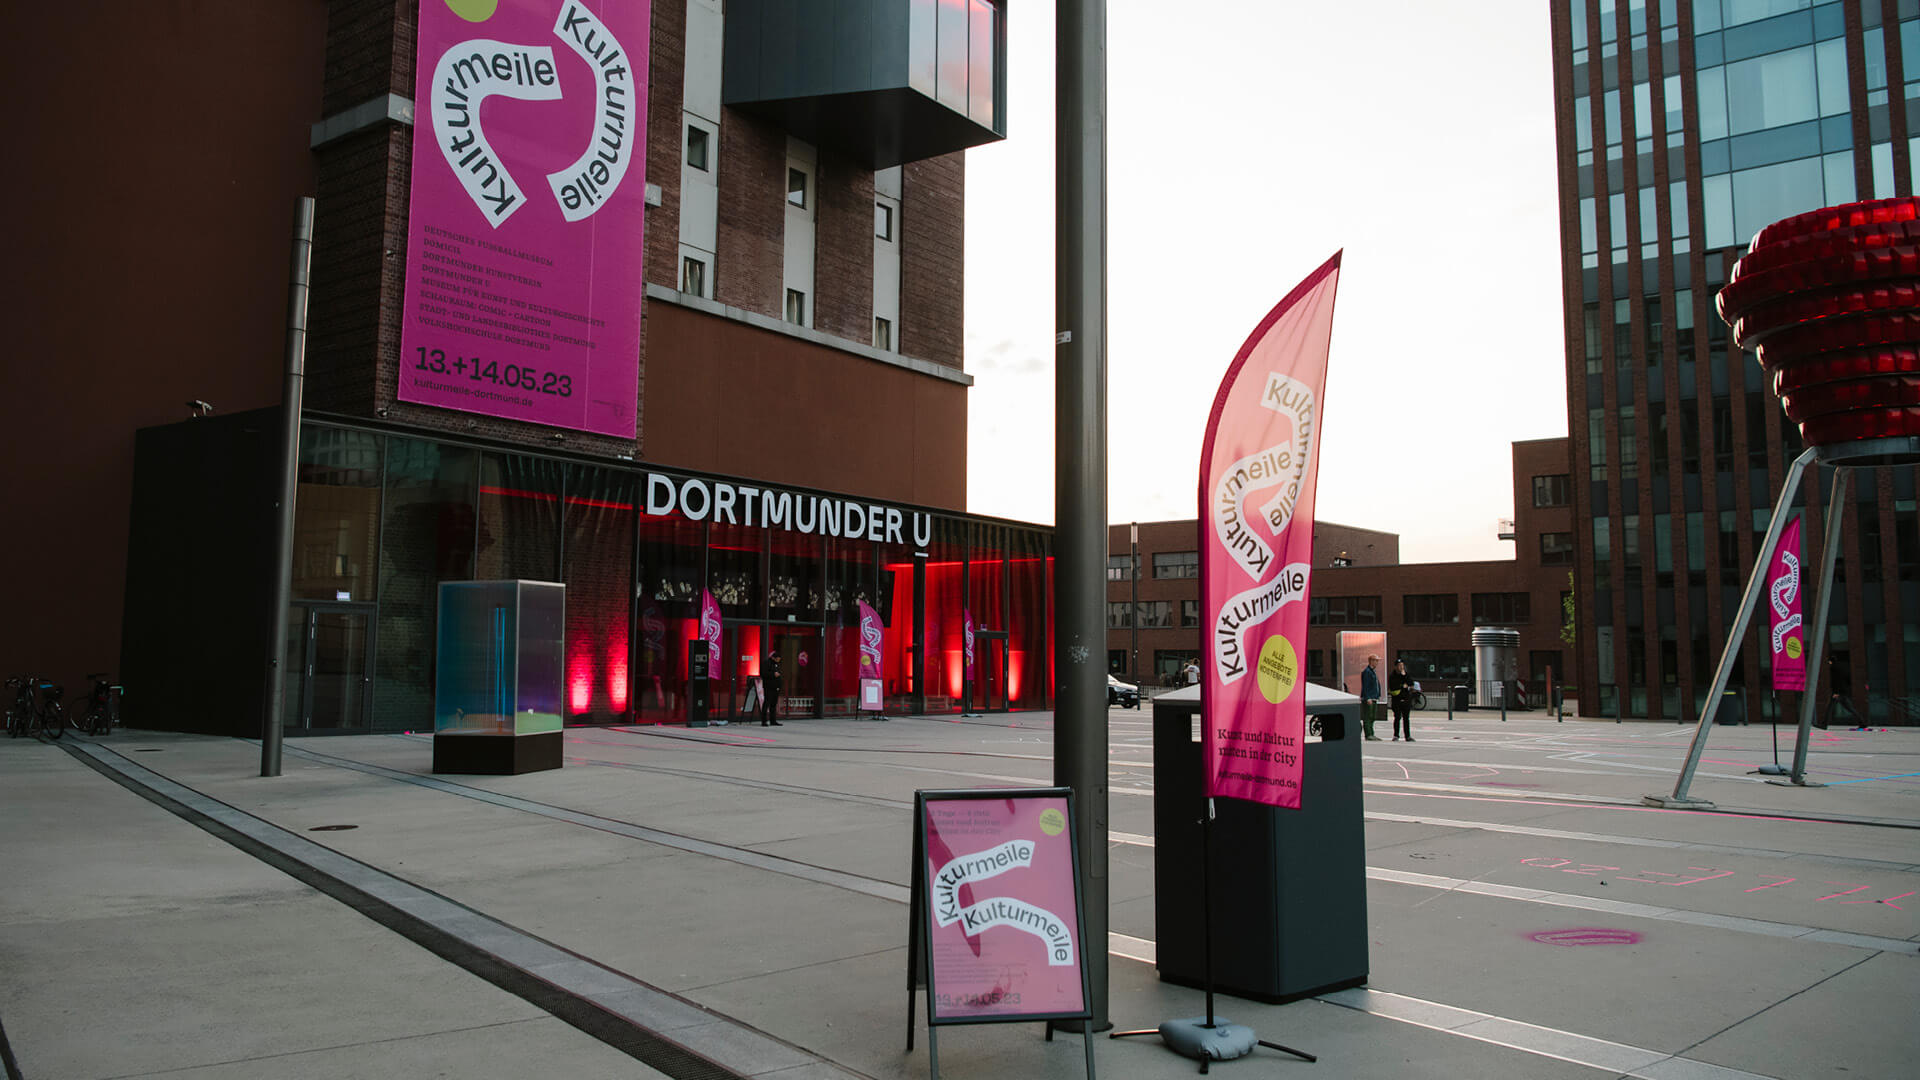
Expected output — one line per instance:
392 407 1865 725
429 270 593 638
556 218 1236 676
719 621 765 722
974 631 1008 712
286 604 374 732
769 625 821 720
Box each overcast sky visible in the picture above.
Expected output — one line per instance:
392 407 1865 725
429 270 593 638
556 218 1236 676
962 0 1569 564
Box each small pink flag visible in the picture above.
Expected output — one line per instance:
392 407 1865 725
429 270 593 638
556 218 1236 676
1768 518 1805 691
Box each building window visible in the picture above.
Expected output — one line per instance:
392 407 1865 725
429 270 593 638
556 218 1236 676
875 202 894 240
873 317 893 351
1107 649 1127 674
680 256 706 296
1533 474 1571 507
1154 650 1199 681
787 167 809 208
1106 601 1132 628
1136 601 1171 628
1540 531 1574 566
1471 592 1531 625
1308 596 1381 626
1152 551 1198 579
686 125 709 171
785 288 807 326
1403 593 1459 626
1398 650 1474 683
1180 599 1198 628
1105 553 1136 581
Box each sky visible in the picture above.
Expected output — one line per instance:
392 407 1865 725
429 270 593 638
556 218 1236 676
962 1 1570 564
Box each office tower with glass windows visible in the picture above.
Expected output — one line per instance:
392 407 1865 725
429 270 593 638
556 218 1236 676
1552 0 1920 721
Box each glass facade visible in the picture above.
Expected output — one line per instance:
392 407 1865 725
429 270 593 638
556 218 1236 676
284 421 1052 732
1559 0 1920 720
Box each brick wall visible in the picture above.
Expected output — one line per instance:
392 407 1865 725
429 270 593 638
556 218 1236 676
715 112 787 318
814 147 877 343
644 0 686 287
900 153 965 370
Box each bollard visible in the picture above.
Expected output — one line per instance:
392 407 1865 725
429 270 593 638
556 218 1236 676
1446 686 1453 722
1500 685 1507 722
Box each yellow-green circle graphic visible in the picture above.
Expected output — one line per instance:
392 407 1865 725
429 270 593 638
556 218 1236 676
446 0 499 22
1256 636 1298 704
1785 636 1803 660
1038 808 1066 836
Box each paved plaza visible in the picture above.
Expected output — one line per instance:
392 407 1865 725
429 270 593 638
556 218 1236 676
2 706 1915 1080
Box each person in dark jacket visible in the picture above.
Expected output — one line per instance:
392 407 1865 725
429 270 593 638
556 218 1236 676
761 651 784 726
1388 660 1415 741
1359 655 1382 740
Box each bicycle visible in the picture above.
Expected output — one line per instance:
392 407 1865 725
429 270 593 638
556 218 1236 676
5 676 35 738
1409 687 1428 710
33 680 68 740
77 672 123 736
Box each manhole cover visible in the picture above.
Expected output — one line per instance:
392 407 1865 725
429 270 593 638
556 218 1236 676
308 825 359 832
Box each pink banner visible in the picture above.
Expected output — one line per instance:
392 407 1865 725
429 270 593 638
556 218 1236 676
963 609 975 682
858 600 884 677
401 0 651 437
699 589 722 662
1768 517 1806 691
1201 252 1342 809
920 794 1086 1021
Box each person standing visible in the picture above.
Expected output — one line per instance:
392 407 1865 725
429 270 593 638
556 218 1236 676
1182 658 1200 687
1388 659 1415 742
761 650 784 726
1359 655 1382 741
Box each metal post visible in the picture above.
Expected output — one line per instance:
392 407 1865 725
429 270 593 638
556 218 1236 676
1647 445 1817 808
1785 466 1847 787
1054 0 1109 1030
262 198 314 778
1129 523 1139 684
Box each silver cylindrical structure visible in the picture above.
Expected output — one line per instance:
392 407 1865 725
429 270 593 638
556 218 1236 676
1471 627 1520 706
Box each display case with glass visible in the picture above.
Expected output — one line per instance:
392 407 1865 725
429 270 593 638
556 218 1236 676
432 580 565 774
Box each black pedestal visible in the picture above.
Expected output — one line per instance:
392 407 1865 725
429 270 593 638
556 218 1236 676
432 730 563 775
1151 695 1369 1003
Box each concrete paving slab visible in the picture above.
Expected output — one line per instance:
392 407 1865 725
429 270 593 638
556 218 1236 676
1362 882 1875 1053
98 1017 662 1080
1684 949 1920 1080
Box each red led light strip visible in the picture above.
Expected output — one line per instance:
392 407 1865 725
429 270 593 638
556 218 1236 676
1782 376 1920 423
1729 218 1920 283
1750 198 1920 253
1730 279 1920 351
1771 346 1920 395
1718 245 1920 324
1799 406 1920 444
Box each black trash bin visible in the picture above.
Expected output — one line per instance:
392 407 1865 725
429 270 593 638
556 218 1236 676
1150 684 1369 1003
1714 689 1746 725
1451 685 1471 712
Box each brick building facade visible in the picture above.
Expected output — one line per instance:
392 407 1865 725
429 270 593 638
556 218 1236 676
6 0 1031 734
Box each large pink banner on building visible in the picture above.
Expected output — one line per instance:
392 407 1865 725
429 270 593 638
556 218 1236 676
1201 252 1342 809
1768 517 1806 691
401 0 650 438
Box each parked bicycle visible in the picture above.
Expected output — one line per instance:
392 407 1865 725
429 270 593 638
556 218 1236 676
5 676 66 739
77 672 123 736
34 680 68 739
5 676 35 738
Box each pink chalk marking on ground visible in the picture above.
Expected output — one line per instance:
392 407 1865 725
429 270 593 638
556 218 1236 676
1526 928 1642 947
1745 876 1797 892
1815 883 1871 901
